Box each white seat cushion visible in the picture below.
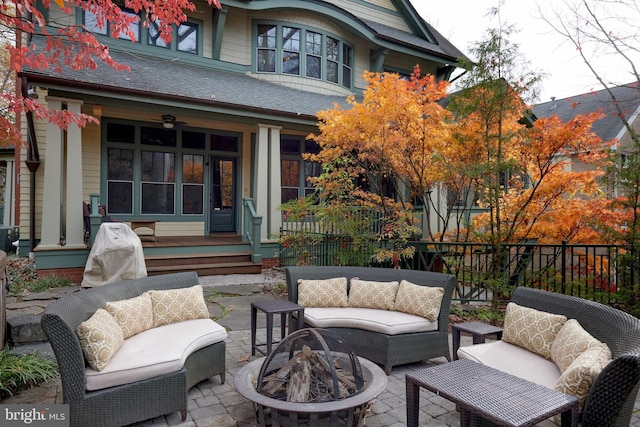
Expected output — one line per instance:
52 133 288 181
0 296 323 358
457 340 561 389
85 318 227 391
303 307 437 335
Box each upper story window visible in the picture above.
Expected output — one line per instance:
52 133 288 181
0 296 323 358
83 7 200 55
84 7 140 42
282 27 300 75
256 22 353 89
148 19 201 55
257 25 277 72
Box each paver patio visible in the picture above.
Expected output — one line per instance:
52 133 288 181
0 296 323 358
3 273 640 426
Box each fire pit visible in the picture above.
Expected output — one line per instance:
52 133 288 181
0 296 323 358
234 328 387 426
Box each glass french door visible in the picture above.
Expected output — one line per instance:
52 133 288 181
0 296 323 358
210 157 236 232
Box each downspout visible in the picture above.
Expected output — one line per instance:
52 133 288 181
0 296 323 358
20 77 41 252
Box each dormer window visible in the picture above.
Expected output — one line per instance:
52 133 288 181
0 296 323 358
256 22 353 89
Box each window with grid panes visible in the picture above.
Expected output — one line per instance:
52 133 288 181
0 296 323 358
257 24 277 72
255 23 352 88
282 26 300 75
84 7 139 41
280 138 321 203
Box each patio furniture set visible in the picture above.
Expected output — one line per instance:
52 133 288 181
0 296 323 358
40 267 640 427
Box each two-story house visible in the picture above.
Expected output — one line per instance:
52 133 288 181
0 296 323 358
17 0 465 279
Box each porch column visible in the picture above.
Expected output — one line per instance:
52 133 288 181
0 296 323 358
3 160 14 226
253 124 282 241
267 126 282 238
65 100 85 248
38 98 64 249
38 97 84 249
426 183 447 238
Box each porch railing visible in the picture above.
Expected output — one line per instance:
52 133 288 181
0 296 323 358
410 241 620 304
278 236 622 304
242 198 262 263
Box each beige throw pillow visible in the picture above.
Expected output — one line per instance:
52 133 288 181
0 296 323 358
297 277 348 308
555 343 612 407
148 285 210 327
347 279 399 310
77 309 124 371
394 280 444 322
550 319 602 372
503 302 567 360
105 293 154 339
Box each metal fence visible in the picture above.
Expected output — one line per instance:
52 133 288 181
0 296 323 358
278 236 623 304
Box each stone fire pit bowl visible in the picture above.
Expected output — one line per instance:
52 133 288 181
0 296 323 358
234 356 387 426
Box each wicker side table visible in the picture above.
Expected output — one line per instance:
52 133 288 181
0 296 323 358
406 359 578 427
251 300 305 356
452 321 503 360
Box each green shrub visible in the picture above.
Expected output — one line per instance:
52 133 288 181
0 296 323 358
0 350 59 399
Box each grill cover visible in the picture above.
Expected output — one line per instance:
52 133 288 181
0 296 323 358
82 223 147 287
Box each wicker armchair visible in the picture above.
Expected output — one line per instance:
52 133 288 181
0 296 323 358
41 272 226 427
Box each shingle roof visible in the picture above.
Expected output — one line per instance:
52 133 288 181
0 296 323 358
360 18 466 62
532 84 640 142
22 36 352 121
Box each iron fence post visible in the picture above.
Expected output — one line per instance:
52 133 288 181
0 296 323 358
561 240 567 294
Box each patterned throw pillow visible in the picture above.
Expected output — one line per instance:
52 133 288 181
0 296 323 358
148 285 210 327
76 309 124 371
394 280 444 322
105 293 154 339
555 343 612 407
550 319 602 372
297 277 348 307
503 302 567 360
347 279 399 310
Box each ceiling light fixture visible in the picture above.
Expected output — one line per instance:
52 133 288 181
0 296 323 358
162 114 176 129
27 86 39 100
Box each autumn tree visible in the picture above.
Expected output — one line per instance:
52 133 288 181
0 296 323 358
297 67 452 265
442 16 616 305
1 0 220 147
310 67 451 224
540 0 640 311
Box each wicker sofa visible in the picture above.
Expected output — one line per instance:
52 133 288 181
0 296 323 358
457 286 640 426
41 272 227 427
286 266 457 374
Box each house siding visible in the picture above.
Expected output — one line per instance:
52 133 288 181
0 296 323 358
81 121 102 200
325 0 410 31
220 9 251 65
17 0 466 273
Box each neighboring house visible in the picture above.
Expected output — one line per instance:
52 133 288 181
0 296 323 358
17 0 465 278
532 83 640 178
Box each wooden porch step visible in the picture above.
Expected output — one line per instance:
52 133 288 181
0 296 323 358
144 252 254 268
144 251 262 276
146 261 262 276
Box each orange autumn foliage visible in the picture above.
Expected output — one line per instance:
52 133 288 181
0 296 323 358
464 112 614 243
310 66 623 245
309 66 451 210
